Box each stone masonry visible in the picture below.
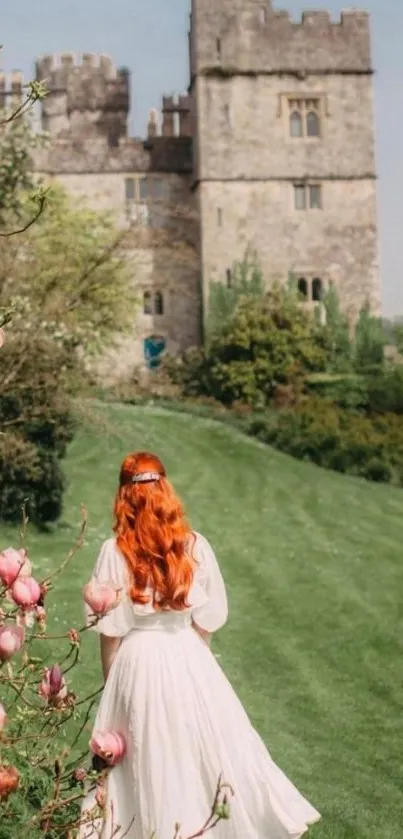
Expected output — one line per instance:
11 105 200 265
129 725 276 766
2 0 380 378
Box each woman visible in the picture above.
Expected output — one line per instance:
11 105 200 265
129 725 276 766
82 451 320 839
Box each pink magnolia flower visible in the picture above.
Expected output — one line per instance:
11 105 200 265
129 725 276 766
90 731 126 767
11 576 41 610
39 665 67 704
0 704 7 733
83 581 120 618
0 625 24 661
0 548 31 588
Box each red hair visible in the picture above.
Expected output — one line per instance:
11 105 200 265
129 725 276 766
113 452 194 611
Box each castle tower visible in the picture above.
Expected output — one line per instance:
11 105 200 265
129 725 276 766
190 0 380 321
36 54 130 145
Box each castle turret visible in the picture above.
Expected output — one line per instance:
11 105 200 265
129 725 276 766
36 53 130 145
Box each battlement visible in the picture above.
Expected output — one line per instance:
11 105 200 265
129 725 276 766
190 3 372 77
36 53 122 86
0 71 24 107
147 94 193 139
36 53 130 142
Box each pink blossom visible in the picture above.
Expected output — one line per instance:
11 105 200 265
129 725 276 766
39 665 67 703
83 581 120 618
0 548 31 588
0 704 7 733
0 625 25 661
90 731 126 767
11 576 41 610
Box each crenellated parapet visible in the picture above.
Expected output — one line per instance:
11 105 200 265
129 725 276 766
146 94 193 140
190 2 372 78
0 71 24 108
36 53 130 142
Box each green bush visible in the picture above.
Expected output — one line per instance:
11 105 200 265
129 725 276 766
0 432 65 525
0 336 75 524
247 397 403 486
365 366 403 415
172 287 331 408
305 373 369 411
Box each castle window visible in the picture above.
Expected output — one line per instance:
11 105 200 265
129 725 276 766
294 185 307 210
288 98 322 139
307 110 320 138
143 291 153 315
260 5 268 24
294 183 323 210
297 278 308 299
217 207 223 226
312 278 323 302
290 111 303 138
216 38 222 60
294 275 325 303
223 104 231 126
309 184 322 209
143 290 164 316
125 178 136 201
226 268 233 288
139 178 149 203
154 291 164 316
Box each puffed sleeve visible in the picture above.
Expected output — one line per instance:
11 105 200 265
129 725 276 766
84 538 135 637
191 534 228 633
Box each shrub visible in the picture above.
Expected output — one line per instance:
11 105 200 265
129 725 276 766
172 287 332 408
365 366 403 415
304 373 369 411
0 336 75 524
247 397 403 486
0 433 65 525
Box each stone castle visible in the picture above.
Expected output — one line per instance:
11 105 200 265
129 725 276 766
3 0 381 376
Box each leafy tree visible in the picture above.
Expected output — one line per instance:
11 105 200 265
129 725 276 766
206 251 264 342
321 285 353 373
354 303 387 372
0 95 135 523
198 285 330 408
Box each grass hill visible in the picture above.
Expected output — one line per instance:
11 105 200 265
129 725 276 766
1 402 402 839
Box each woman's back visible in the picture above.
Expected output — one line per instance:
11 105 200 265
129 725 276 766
85 532 228 637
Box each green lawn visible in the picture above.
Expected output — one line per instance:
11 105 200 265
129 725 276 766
1 401 403 839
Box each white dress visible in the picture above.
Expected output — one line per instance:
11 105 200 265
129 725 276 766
81 534 320 839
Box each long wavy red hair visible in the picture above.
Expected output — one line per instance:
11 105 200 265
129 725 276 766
113 452 194 610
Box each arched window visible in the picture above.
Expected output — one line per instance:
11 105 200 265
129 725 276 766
154 291 164 316
307 110 320 138
312 278 323 302
297 278 308 299
290 111 303 138
143 291 153 315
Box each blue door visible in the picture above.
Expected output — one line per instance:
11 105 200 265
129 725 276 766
144 335 166 369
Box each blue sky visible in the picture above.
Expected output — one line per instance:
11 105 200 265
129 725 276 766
2 0 401 315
